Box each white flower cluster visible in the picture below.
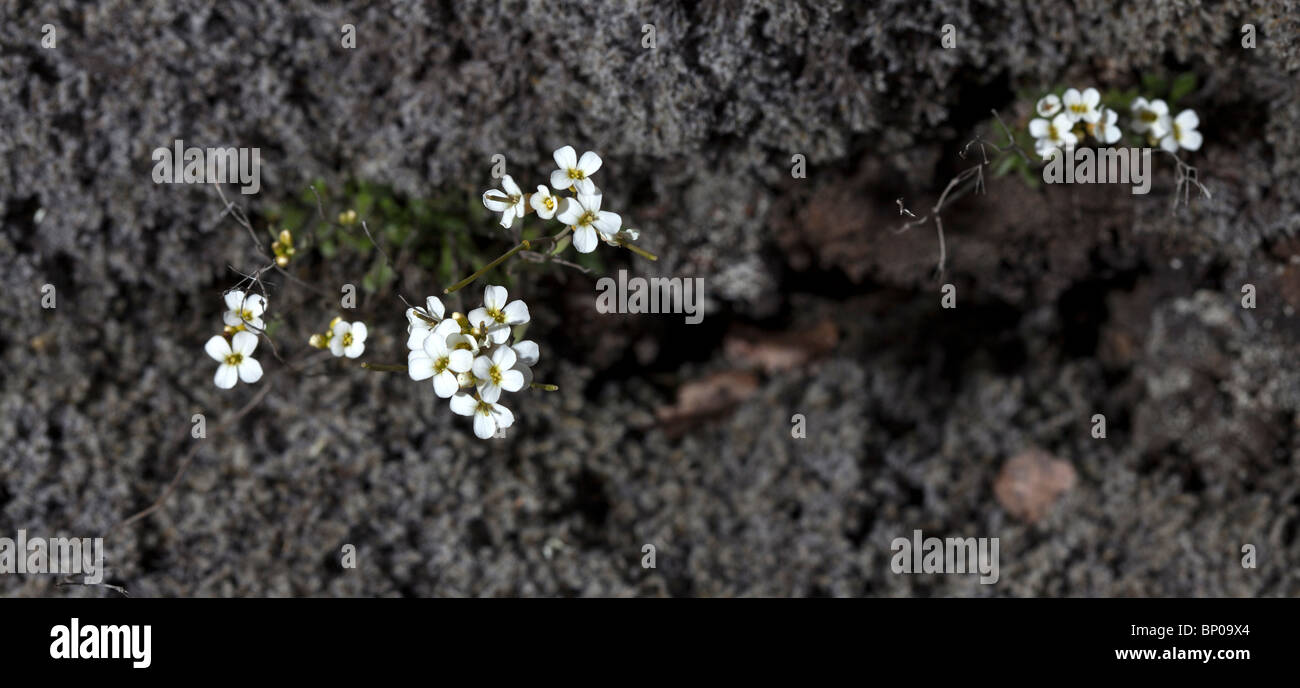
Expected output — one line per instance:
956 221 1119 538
204 290 265 389
1030 87 1202 160
406 285 538 439
482 145 640 254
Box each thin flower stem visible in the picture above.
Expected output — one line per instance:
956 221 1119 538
444 239 532 294
530 382 559 391
360 362 409 372
621 243 658 261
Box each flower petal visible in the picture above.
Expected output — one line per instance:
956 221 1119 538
484 285 507 311
478 382 502 403
501 174 520 196
472 356 493 380
1082 88 1099 107
492 345 517 369
433 370 459 398
491 403 514 429
553 145 577 171
577 151 602 176
204 335 231 361
423 332 449 357
502 300 530 325
224 291 245 311
232 331 259 355
350 322 367 343
1180 129 1202 151
473 412 495 439
499 369 525 392
238 357 263 383
214 363 238 389
425 297 445 319
1175 109 1199 130
550 169 572 191
447 348 473 373
573 225 598 253
449 392 477 416
512 340 539 366
593 211 621 237
408 352 436 380
1028 118 1049 138
482 189 508 212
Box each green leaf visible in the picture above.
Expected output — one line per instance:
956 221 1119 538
1169 72 1197 104
1141 73 1167 97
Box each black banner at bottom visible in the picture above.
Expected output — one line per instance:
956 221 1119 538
0 598 1284 677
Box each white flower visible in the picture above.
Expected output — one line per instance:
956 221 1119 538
204 331 263 389
329 320 367 358
467 285 530 345
529 185 564 220
1130 97 1171 138
405 296 446 351
556 193 621 254
549 145 602 195
472 345 526 402
1062 87 1102 124
1036 94 1062 118
222 291 266 330
511 340 539 387
1029 113 1078 160
1094 107 1122 144
1160 109 1202 152
449 393 515 440
408 332 473 398
603 227 640 247
482 174 526 229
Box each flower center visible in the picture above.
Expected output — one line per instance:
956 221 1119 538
433 356 448 374
1070 103 1087 114
1140 110 1158 123
476 401 495 415
579 211 597 227
224 353 243 366
489 366 503 385
1172 122 1183 140
240 308 254 322
544 197 555 211
567 168 585 181
342 332 353 347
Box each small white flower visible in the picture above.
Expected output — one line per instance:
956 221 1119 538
329 320 367 358
549 145 602 195
1036 94 1062 118
529 185 564 220
446 332 480 356
222 291 266 330
405 296 446 351
482 174 526 229
1130 97 1171 138
603 227 640 247
472 345 526 402
511 339 539 387
467 285 530 345
449 392 515 440
1160 109 1202 152
204 331 263 389
1029 113 1078 160
556 193 621 254
1094 107 1122 144
1062 87 1102 124
408 332 474 398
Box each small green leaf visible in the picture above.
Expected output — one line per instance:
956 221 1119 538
1141 73 1167 97
1169 72 1197 104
